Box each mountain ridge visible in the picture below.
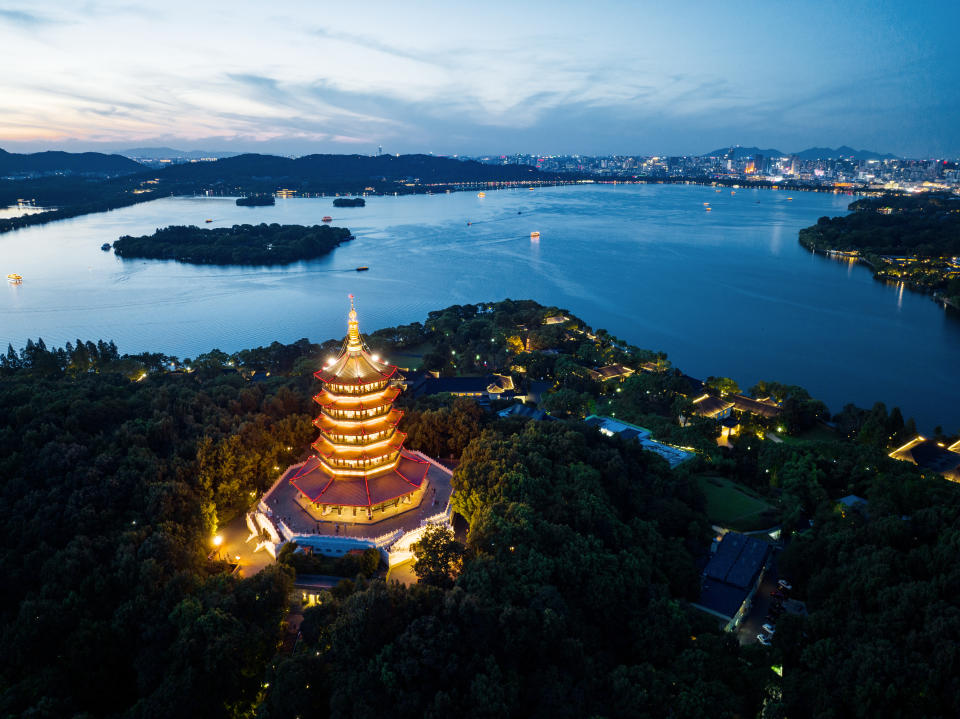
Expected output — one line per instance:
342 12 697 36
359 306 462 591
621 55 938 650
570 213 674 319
0 148 143 176
704 145 898 161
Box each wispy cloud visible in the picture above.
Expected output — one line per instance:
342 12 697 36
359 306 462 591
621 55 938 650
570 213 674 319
0 8 59 26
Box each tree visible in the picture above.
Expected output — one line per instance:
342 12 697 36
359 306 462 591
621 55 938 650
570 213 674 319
412 524 464 588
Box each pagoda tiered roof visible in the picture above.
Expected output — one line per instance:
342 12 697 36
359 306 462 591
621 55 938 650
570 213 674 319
289 452 430 507
312 385 401 410
314 352 397 385
290 295 429 510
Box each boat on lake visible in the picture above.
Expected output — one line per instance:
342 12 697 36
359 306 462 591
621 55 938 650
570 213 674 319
530 231 541 239
477 192 486 198
7 273 23 284
205 218 213 223
322 216 333 222
356 266 369 271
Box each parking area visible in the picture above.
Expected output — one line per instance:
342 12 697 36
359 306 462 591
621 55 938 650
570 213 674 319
738 570 781 645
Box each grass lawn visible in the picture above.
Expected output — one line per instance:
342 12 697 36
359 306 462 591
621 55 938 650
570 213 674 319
780 423 839 445
381 340 434 370
695 475 777 531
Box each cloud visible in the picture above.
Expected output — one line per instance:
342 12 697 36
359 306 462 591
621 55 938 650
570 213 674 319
0 8 58 26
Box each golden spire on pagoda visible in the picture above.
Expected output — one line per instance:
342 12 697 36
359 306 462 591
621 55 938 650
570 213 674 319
346 294 362 351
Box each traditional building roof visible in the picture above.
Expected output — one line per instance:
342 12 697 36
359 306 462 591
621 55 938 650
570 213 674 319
691 394 734 418
587 364 635 382
291 296 429 510
729 394 782 418
890 436 960 481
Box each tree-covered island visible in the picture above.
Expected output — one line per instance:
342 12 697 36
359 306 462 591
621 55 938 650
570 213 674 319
112 222 353 265
799 193 960 306
236 194 276 206
332 196 365 207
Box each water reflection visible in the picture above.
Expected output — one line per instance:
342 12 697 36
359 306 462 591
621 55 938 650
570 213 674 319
1 186 958 430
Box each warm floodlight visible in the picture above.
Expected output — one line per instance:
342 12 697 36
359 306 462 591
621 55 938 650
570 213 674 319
213 535 223 547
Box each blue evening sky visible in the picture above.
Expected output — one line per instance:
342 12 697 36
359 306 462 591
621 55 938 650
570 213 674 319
0 0 957 157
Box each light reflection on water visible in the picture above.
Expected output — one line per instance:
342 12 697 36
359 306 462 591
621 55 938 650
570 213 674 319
1 185 958 430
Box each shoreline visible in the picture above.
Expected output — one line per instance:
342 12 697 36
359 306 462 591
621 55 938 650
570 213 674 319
800 240 960 311
0 175 869 236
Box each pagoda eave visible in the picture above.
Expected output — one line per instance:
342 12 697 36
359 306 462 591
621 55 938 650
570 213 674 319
289 452 430 508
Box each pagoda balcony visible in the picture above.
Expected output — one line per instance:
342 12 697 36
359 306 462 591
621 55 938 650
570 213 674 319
311 432 406 461
319 379 390 395
312 408 403 436
311 449 403 477
317 428 398 448
313 386 400 411
321 405 394 422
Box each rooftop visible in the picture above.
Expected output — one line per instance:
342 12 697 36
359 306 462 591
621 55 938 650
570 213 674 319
890 436 960 479
584 415 694 468
699 532 772 619
263 454 453 539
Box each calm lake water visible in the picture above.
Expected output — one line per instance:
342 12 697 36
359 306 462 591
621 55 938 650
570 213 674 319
2 185 958 431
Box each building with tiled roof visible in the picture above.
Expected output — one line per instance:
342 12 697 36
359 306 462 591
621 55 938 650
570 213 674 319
586 364 636 382
288 296 430 520
889 436 960 482
694 532 772 631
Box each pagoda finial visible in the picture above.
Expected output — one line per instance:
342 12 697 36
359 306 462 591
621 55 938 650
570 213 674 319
347 294 362 351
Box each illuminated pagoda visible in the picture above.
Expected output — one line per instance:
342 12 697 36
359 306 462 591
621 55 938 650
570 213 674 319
289 296 430 520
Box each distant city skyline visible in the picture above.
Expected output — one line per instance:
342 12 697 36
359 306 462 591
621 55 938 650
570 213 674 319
1 1 958 158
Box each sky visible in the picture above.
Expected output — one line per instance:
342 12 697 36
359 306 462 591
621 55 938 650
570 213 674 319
0 0 958 158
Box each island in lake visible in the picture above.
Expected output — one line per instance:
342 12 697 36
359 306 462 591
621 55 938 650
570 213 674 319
113 222 352 265
800 192 960 307
333 196 365 207
236 194 276 207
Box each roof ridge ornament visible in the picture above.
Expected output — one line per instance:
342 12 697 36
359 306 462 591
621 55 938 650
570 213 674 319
347 293 362 351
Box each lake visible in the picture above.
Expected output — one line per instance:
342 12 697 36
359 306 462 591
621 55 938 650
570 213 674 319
2 184 958 431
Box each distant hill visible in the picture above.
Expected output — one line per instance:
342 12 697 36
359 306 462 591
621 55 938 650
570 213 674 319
703 146 785 159
121 147 242 160
0 148 143 176
793 146 897 161
703 145 898 161
152 153 549 188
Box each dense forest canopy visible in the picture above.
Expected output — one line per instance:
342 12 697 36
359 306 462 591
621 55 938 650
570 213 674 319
236 194 276 206
0 147 142 176
799 193 960 256
113 222 352 265
2 299 959 717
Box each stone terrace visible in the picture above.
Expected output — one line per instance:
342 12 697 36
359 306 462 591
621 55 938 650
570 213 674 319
262 452 453 540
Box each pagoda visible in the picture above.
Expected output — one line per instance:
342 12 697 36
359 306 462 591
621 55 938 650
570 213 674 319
289 296 430 520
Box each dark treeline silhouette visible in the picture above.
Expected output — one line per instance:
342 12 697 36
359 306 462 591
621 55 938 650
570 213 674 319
800 192 960 256
113 222 352 265
799 193 960 303
332 197 365 207
0 147 142 176
236 193 276 206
